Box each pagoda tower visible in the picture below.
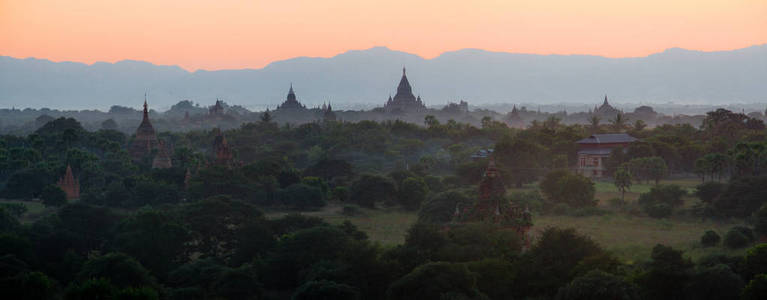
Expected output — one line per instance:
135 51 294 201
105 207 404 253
212 128 234 167
276 84 307 110
383 68 426 113
128 97 160 162
57 165 80 200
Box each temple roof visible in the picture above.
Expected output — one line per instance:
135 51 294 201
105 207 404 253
396 67 413 97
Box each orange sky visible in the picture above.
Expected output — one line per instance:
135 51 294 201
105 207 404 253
1 0 766 71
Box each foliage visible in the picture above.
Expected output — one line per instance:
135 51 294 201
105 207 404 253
742 274 767 300
723 226 754 249
278 183 326 210
40 185 66 208
417 189 473 224
292 280 360 300
636 244 693 300
540 170 596 208
700 230 720 247
684 264 744 300
637 184 686 218
349 174 396 208
387 262 485 300
625 156 668 184
398 177 429 210
556 270 640 300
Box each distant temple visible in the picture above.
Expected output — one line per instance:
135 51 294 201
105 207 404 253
384 68 426 113
453 158 532 235
212 128 234 167
593 95 620 117
128 98 172 168
442 100 469 114
576 133 638 178
506 105 525 129
57 165 80 200
209 99 225 116
321 102 337 121
277 84 307 110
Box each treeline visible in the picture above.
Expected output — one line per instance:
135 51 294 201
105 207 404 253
2 202 767 299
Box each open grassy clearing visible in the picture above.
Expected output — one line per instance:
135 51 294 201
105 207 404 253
0 199 54 223
265 177 750 262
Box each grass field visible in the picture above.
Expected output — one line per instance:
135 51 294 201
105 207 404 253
0 199 53 223
265 177 751 262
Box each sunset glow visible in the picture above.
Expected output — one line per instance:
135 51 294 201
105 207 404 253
1 0 766 71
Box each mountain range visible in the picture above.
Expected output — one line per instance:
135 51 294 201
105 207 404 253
1 45 766 111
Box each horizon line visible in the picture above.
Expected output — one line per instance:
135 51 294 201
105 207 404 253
3 43 765 72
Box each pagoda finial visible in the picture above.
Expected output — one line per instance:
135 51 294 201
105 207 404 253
143 93 149 118
403 66 406 76
604 94 609 105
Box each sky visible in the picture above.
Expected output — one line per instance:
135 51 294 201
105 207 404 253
1 0 766 71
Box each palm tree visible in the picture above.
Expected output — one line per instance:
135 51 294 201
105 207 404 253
588 115 601 133
609 112 629 132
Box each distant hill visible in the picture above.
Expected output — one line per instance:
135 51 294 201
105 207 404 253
1 45 766 110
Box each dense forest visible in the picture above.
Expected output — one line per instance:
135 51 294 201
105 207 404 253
1 108 767 299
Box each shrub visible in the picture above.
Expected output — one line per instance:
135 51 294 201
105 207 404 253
341 205 361 216
742 274 767 300
331 186 350 202
398 177 429 211
349 174 396 208
700 230 720 247
0 203 27 218
41 184 67 207
278 184 326 210
540 170 596 208
724 228 751 249
644 203 672 219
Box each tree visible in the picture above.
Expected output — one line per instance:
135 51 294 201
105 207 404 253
556 270 640 300
609 112 629 132
0 271 60 300
278 183 326 210
387 262 485 300
113 209 190 278
744 243 767 278
41 184 67 207
292 280 360 300
684 264 744 300
712 175 767 218
418 190 473 224
349 174 396 208
614 167 631 203
724 227 753 249
101 119 119 130
636 244 693 300
513 227 607 298
398 177 429 210
588 115 601 133
700 230 720 247
76 253 157 289
540 170 596 208
754 204 767 237
637 184 686 218
183 196 266 258
627 156 668 184
494 136 546 187
742 274 767 300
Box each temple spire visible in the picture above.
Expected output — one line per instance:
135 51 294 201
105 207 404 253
403 66 406 76
143 93 149 120
604 95 609 106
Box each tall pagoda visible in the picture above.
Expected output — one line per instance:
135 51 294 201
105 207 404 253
383 68 426 113
57 164 80 200
128 97 172 168
276 84 307 111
